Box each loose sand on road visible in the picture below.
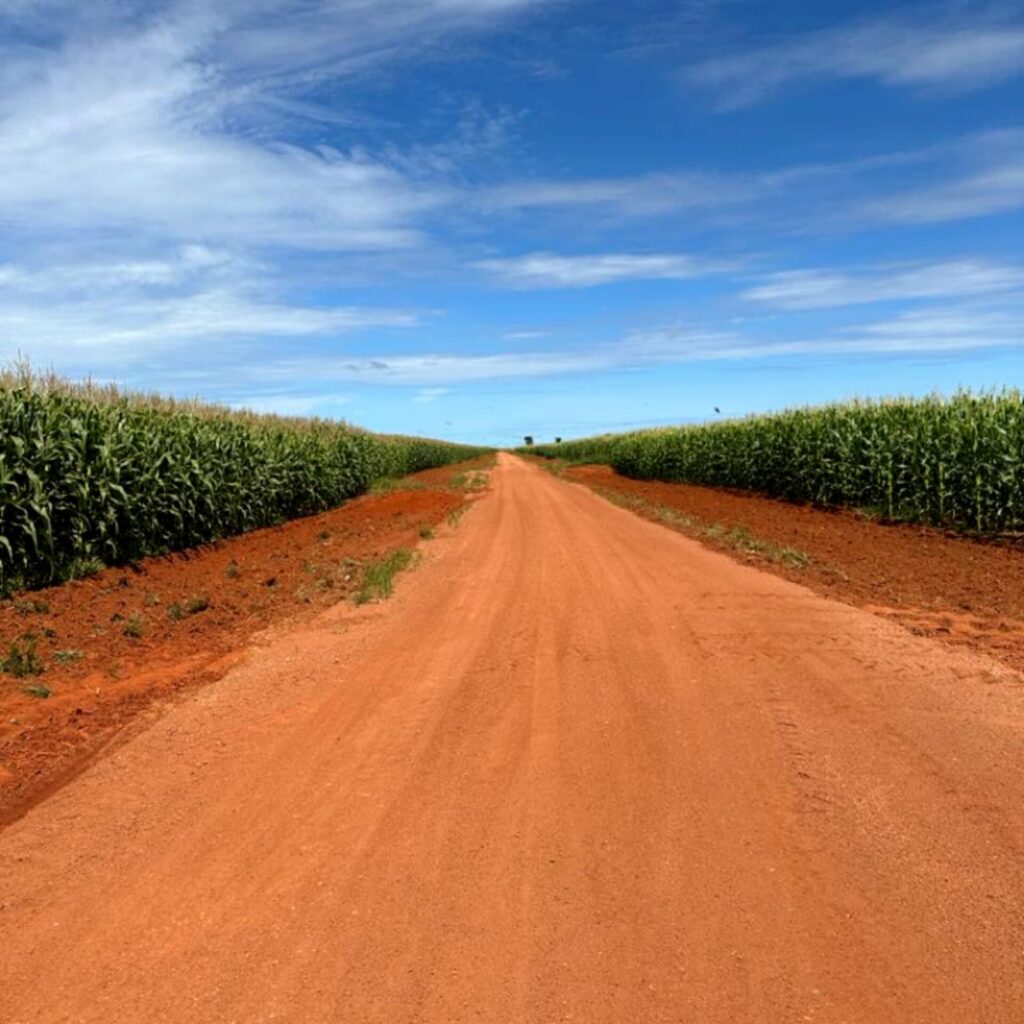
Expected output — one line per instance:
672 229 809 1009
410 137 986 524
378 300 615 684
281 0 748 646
1 453 1021 1023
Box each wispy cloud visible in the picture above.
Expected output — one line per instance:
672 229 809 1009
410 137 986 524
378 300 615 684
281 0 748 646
0 0 553 369
414 386 450 402
865 133 1024 223
0 246 249 293
0 0 561 255
684 10 1024 109
474 251 722 288
483 170 754 217
742 260 1024 310
215 0 553 86
477 144 938 225
205 302 1024 389
0 280 419 362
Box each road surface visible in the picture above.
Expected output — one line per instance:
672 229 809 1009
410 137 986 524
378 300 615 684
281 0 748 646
1 454 1021 1023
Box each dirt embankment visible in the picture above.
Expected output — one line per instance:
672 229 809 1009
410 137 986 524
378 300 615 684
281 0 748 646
564 463 1024 674
0 457 492 822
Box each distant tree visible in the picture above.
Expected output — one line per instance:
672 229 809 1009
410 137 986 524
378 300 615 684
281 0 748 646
555 437 562 444
523 435 534 446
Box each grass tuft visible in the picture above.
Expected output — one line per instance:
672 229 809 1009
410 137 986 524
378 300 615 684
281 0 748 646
595 487 811 569
355 549 414 605
1 635 45 678
122 612 145 639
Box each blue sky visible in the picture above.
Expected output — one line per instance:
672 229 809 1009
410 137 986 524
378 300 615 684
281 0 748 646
1 0 1023 445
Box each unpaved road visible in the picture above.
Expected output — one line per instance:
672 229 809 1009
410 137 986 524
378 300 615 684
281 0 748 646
1 454 1022 1023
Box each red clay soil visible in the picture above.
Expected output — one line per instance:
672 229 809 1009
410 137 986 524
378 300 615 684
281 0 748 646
566 463 1024 673
0 457 491 822
1 454 1021 1022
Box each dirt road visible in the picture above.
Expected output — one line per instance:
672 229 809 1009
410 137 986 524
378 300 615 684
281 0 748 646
1 454 1021 1023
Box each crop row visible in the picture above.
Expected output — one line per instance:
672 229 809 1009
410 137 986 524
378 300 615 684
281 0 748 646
0 375 483 592
525 391 1024 533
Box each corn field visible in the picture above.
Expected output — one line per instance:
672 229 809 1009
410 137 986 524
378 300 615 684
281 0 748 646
525 392 1024 534
0 373 483 593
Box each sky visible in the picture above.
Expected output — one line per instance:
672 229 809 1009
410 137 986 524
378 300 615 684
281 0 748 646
1 0 1023 446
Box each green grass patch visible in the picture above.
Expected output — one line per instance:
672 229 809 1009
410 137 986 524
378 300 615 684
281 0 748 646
1 635 45 678
370 477 427 495
355 548 415 605
446 505 469 528
449 470 489 491
122 612 145 639
594 487 811 569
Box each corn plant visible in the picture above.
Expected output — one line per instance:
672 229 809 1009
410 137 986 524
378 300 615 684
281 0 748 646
0 371 485 593
524 391 1024 534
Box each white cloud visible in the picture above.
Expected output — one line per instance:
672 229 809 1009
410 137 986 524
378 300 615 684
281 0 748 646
685 13 1024 109
0 20 440 252
0 0 553 370
483 170 755 217
0 1 558 256
743 260 1024 310
633 307 1024 360
0 285 419 363
475 251 720 287
867 155 1024 224
0 246 247 294
414 386 450 402
217 0 551 84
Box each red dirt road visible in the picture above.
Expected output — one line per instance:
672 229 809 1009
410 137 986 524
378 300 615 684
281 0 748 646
1 454 1022 1023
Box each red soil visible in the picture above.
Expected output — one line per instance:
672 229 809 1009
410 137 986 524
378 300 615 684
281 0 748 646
0 458 491 822
565 463 1024 673
2 454 1021 1022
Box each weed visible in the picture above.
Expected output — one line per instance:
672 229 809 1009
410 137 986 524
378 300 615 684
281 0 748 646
450 470 489 491
14 598 50 616
446 505 468 528
185 596 210 615
23 683 52 699
1 635 44 677
167 602 184 622
702 525 810 568
355 548 414 605
144 591 161 607
67 557 104 581
54 649 83 665
369 477 426 495
225 560 240 579
595 487 811 570
419 526 435 540
122 612 145 639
